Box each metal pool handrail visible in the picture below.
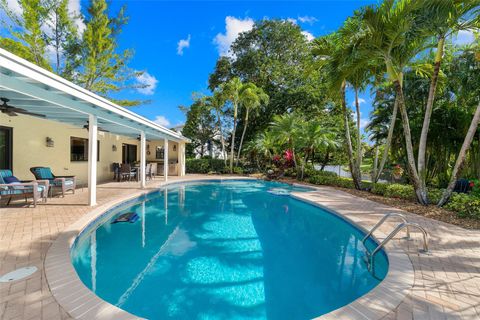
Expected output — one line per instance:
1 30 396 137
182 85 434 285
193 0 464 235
362 213 410 245
368 222 429 273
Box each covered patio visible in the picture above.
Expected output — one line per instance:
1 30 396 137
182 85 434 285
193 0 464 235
0 48 188 206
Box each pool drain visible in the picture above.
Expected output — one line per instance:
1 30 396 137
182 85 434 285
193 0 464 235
0 266 38 282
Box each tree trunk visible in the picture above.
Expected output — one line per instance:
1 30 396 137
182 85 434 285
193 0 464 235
230 102 238 173
354 87 363 176
236 108 249 166
215 108 227 165
341 81 361 189
374 96 399 182
393 80 428 205
418 36 445 193
438 102 480 206
372 145 379 182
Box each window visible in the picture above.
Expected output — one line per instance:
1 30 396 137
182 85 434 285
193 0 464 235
70 137 100 161
156 146 164 159
0 126 12 170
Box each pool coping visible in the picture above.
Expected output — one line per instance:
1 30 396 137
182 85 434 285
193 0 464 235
45 177 414 320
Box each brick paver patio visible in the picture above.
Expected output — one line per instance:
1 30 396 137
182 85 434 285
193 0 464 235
1 176 479 320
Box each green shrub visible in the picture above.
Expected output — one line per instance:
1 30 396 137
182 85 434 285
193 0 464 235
445 193 480 218
384 184 415 200
371 183 388 196
427 188 443 204
186 158 227 174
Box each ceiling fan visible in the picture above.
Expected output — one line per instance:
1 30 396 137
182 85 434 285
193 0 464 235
83 121 110 133
0 97 46 118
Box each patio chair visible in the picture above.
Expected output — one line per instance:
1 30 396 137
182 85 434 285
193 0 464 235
0 169 49 207
146 163 154 180
30 167 76 197
120 164 136 181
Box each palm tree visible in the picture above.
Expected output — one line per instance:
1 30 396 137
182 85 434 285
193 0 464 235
359 0 432 204
312 26 364 190
415 0 480 194
438 102 480 206
246 131 278 167
296 120 339 180
236 83 269 165
207 88 228 164
270 113 300 172
222 77 244 173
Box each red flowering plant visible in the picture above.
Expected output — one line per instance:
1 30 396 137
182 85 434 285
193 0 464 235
283 149 294 167
470 179 480 197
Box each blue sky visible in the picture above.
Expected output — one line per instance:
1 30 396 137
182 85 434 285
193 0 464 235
105 0 379 129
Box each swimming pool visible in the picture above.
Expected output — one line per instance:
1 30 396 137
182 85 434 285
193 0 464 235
71 179 388 320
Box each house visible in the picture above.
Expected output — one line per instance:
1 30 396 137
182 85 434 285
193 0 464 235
0 48 189 206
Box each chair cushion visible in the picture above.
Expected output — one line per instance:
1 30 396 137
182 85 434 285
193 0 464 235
0 170 13 184
34 167 54 180
4 176 20 184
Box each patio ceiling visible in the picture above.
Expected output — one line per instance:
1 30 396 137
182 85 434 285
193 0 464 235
0 48 188 142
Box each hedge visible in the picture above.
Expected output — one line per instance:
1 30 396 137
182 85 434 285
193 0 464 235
186 158 228 174
306 170 480 218
185 158 245 174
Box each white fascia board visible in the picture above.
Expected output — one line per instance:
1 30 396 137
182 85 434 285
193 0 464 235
0 48 190 142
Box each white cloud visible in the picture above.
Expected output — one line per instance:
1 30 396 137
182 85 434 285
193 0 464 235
286 18 297 24
453 30 475 45
351 98 366 106
177 34 191 56
360 118 370 129
153 116 171 128
5 0 22 14
353 111 370 129
67 0 85 34
298 16 317 24
135 71 158 95
302 31 315 42
214 16 254 56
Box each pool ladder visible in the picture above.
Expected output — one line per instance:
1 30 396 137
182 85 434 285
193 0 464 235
363 213 429 272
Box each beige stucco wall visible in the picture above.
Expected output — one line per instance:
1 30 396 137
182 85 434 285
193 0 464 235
1 113 179 184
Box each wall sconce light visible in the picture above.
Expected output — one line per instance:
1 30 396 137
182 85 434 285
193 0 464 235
147 144 150 151
112 144 117 152
173 145 177 152
46 137 54 147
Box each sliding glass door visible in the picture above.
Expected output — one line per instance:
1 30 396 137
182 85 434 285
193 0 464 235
0 126 12 170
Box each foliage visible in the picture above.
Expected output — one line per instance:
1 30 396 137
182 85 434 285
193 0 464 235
181 96 217 158
185 158 228 174
1 0 149 107
445 193 480 218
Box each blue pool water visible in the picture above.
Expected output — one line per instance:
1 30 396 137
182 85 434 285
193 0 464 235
71 180 388 320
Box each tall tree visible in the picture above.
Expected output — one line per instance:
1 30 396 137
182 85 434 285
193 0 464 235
76 0 144 106
236 83 269 165
417 0 480 195
181 97 217 158
207 89 228 163
222 77 244 172
44 0 81 76
359 0 432 204
312 30 363 189
0 0 51 69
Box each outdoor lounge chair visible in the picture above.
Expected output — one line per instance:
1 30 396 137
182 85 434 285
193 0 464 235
30 167 76 197
0 169 49 207
120 164 136 181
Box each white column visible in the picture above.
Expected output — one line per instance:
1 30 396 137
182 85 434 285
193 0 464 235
164 138 169 181
179 142 186 176
140 131 146 188
88 114 98 206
